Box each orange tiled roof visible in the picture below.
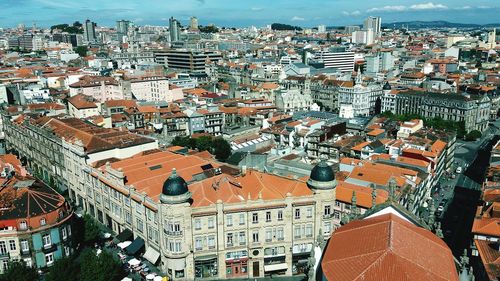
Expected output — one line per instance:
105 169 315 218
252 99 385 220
68 94 97 109
367 128 385 136
474 239 500 280
336 181 388 209
321 213 459 281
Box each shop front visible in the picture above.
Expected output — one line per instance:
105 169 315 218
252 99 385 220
292 243 313 275
194 255 218 279
263 246 287 277
225 250 248 278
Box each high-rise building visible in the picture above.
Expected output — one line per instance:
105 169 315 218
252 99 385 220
352 28 374 45
83 19 97 43
363 16 381 37
318 24 326 33
190 16 199 31
169 17 180 42
344 25 360 35
116 19 131 34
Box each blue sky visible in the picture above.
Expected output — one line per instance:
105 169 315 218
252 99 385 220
1 0 499 28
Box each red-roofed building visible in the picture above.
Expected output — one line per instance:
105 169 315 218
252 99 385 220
321 213 459 281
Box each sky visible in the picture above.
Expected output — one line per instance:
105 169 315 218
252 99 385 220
1 0 499 28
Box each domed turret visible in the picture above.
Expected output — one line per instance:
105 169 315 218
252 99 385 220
307 160 337 190
160 168 191 204
383 81 392 90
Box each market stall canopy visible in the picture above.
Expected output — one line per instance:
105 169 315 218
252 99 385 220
143 247 161 264
113 229 133 243
117 241 132 249
126 237 145 256
128 258 141 266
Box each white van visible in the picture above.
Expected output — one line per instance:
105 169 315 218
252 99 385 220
456 167 463 174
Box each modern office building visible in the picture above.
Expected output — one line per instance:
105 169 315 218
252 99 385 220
190 17 199 31
363 16 381 37
116 20 131 34
352 29 374 45
83 19 97 43
0 154 73 273
169 17 180 42
161 49 222 72
365 51 395 74
343 25 360 35
311 46 355 72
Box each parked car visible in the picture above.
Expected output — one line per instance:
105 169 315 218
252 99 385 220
456 167 463 173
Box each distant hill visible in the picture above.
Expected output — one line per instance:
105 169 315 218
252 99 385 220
382 20 500 29
271 23 303 31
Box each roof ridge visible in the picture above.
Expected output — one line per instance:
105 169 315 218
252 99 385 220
393 249 450 280
324 249 387 263
353 250 390 281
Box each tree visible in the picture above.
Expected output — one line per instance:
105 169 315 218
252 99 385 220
75 46 88 57
83 214 100 244
195 136 213 152
80 249 124 281
0 260 39 281
45 256 80 281
465 130 482 141
212 138 231 161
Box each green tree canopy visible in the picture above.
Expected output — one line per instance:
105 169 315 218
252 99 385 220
171 136 232 161
83 214 100 244
195 136 213 152
213 138 231 161
0 260 39 281
80 249 124 281
465 130 482 141
45 256 80 281
75 46 88 57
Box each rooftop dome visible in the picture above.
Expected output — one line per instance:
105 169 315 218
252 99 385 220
162 168 189 197
310 160 335 182
307 160 337 190
383 81 392 90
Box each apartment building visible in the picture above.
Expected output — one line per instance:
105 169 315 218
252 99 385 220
2 114 158 206
128 76 183 102
337 75 383 117
69 75 130 102
76 150 345 279
311 47 355 73
393 91 491 132
0 154 73 273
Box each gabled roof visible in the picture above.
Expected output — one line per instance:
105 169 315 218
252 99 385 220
68 94 98 109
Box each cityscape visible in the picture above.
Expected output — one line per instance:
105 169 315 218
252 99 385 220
0 1 499 281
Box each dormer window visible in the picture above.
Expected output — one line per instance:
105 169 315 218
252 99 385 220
19 221 27 230
40 218 46 226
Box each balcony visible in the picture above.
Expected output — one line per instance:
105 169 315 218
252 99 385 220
164 230 183 236
20 249 31 257
0 252 9 258
42 244 57 254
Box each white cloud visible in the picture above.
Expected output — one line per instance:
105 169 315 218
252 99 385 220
251 7 264 11
455 6 471 10
477 5 490 9
367 5 406 13
366 2 450 13
409 2 448 10
342 10 361 16
291 16 305 21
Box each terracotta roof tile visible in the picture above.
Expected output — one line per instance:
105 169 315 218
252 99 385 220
322 213 459 281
